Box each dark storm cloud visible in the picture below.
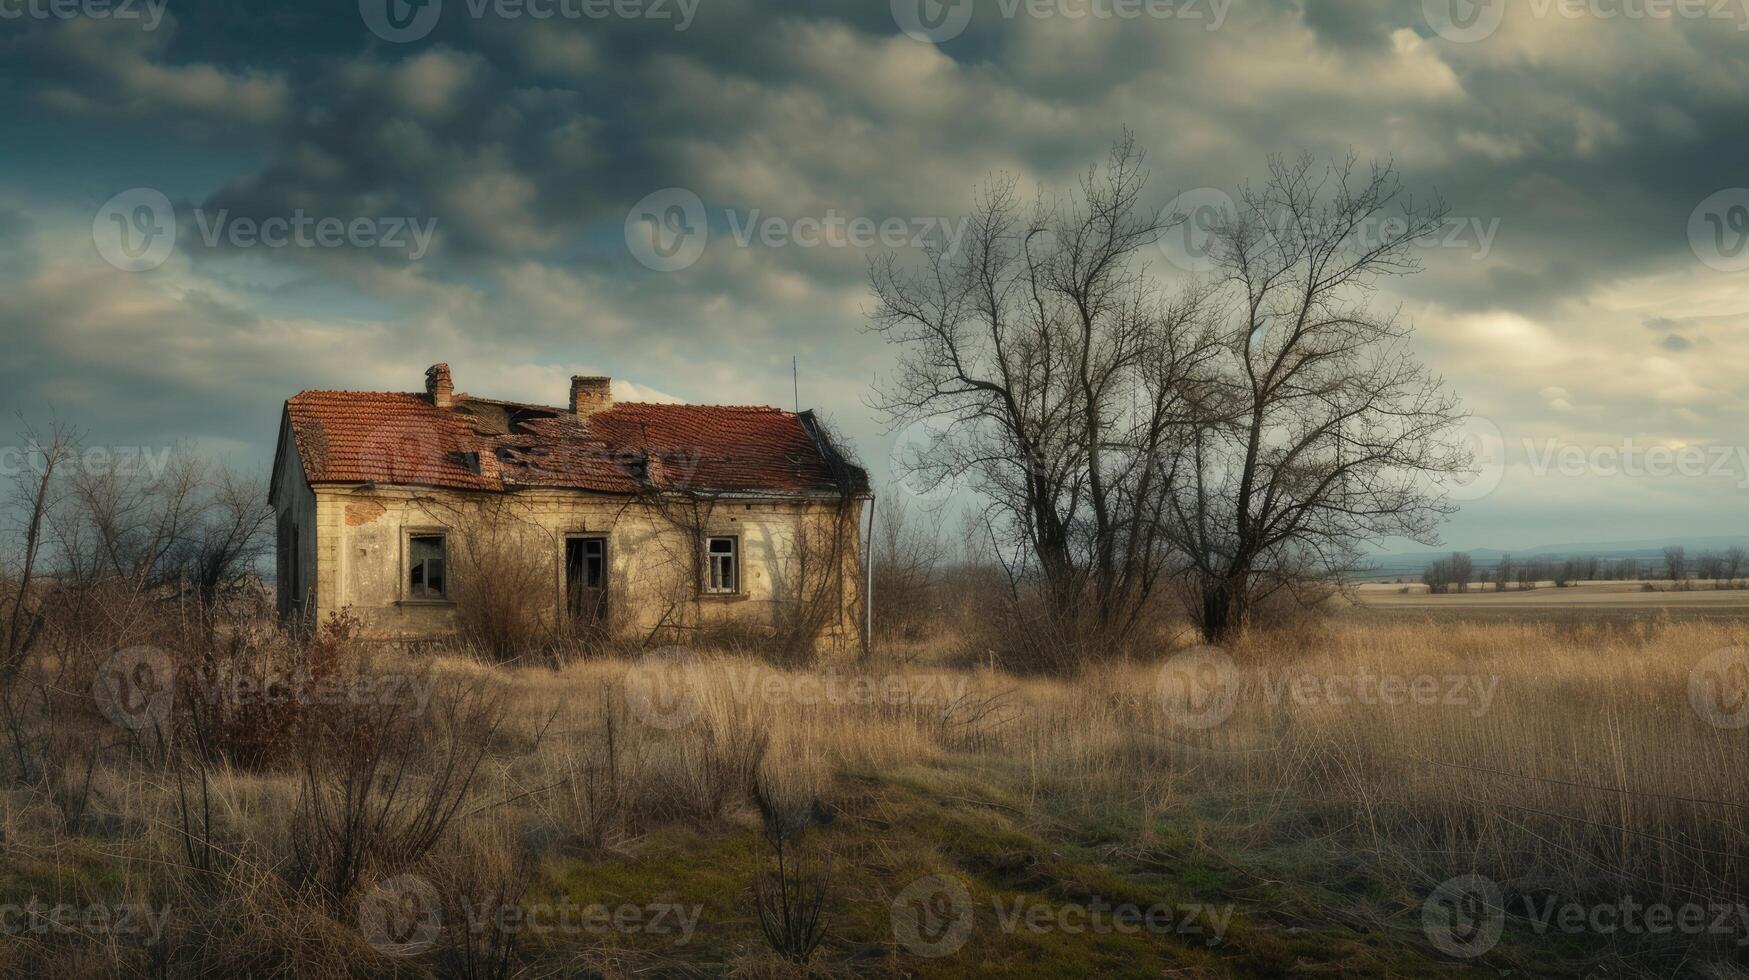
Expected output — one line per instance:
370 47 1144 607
5 0 1749 548
1301 0 1399 50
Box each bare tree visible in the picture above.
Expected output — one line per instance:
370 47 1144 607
1162 153 1470 641
1724 546 1745 588
869 492 949 643
869 132 1219 654
1663 545 1687 584
166 464 274 605
2 420 79 678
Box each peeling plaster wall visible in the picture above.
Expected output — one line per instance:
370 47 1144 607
307 486 862 648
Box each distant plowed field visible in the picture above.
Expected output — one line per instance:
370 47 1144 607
1352 580 1749 620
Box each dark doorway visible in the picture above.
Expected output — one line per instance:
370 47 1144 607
566 536 608 623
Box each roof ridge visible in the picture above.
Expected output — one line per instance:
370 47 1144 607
290 391 790 415
291 389 426 398
616 402 788 413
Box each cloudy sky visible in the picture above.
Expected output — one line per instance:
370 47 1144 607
1 0 1747 551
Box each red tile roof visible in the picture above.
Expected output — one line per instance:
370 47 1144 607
282 390 867 498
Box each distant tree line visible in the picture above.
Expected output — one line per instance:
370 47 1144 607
1421 544 1749 593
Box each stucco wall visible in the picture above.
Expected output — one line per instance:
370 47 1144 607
306 485 863 649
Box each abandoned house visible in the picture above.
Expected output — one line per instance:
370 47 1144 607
268 363 870 650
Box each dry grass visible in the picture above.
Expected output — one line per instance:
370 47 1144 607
3 615 1748 975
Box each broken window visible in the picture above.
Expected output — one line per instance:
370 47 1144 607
566 536 608 622
409 533 448 600
705 536 738 594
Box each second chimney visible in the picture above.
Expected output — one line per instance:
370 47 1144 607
425 363 454 409
570 376 612 417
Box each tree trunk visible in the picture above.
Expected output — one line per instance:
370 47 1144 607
1198 573 1247 644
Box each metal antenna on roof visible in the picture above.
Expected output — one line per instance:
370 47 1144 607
792 355 800 413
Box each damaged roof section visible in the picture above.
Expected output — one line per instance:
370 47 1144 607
282 368 869 499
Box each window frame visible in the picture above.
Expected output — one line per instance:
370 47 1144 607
704 535 740 595
405 529 451 603
564 532 610 621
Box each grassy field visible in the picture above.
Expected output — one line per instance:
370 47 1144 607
5 607 1749 976
1350 579 1749 621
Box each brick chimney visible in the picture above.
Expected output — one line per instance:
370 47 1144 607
425 363 453 409
570 376 612 417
